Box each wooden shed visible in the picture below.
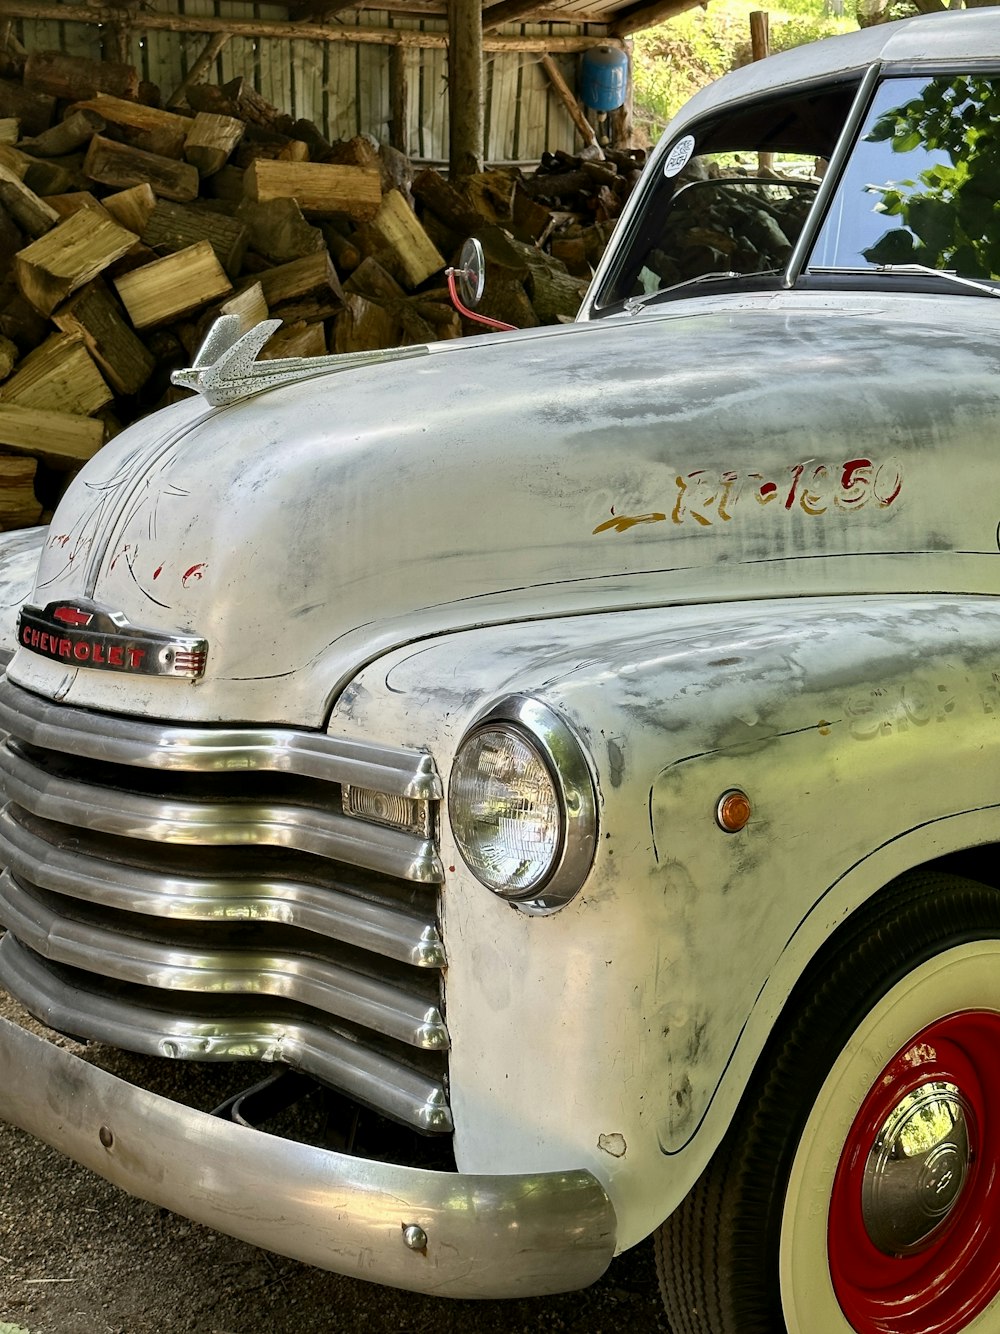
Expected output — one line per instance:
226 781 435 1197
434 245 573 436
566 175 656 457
0 0 698 171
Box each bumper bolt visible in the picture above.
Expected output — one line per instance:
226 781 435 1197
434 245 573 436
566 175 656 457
402 1224 428 1252
99 1125 114 1149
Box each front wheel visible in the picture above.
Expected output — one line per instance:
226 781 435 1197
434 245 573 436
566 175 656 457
655 871 1000 1334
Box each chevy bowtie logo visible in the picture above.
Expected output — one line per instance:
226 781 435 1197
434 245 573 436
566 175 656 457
17 599 208 681
52 606 94 628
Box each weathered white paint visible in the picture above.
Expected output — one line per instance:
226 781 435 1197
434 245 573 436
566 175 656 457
2 8 1000 1288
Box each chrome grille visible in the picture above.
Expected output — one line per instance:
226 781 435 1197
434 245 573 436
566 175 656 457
0 677 451 1133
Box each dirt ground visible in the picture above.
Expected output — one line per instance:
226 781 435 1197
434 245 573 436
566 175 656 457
0 991 670 1334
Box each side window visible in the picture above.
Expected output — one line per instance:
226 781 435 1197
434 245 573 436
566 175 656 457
810 74 1000 280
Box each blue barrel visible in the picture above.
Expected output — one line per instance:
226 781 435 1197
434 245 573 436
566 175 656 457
580 46 629 112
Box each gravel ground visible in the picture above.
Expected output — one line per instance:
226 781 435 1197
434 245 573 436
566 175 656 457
0 991 670 1334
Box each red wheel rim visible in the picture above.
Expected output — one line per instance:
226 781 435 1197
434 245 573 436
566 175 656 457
829 1010 1000 1333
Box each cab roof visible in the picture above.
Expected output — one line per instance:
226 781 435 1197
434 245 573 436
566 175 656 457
658 10 1000 154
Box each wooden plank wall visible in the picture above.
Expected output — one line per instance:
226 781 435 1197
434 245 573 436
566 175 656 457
8 2 583 161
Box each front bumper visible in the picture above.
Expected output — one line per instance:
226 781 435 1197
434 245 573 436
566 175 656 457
0 1016 617 1298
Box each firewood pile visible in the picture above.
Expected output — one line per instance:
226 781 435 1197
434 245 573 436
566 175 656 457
0 45 646 533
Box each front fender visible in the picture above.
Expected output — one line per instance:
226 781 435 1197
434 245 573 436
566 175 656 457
327 592 1000 1249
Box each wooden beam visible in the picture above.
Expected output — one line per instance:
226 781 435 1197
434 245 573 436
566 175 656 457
288 0 367 19
353 0 615 21
166 32 234 109
609 0 704 39
540 53 601 153
0 2 615 51
483 0 544 31
448 0 483 179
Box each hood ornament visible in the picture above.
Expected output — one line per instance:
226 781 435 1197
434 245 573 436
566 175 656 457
171 315 430 408
18 600 208 680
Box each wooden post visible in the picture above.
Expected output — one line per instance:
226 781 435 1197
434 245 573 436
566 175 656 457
390 44 407 154
166 32 234 109
447 0 483 180
750 11 773 173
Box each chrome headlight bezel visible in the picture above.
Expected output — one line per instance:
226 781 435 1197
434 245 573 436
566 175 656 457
448 696 597 913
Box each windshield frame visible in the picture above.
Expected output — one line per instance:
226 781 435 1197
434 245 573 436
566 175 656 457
585 67 874 317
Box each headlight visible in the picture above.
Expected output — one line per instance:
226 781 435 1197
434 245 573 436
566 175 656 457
449 697 597 911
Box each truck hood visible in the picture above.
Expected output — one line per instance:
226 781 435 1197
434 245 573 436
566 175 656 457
9 289 1000 726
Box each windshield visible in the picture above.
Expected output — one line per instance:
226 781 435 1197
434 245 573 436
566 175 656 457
808 73 1000 281
591 81 858 311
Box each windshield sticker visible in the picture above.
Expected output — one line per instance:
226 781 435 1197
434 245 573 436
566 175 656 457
663 135 695 178
593 459 903 533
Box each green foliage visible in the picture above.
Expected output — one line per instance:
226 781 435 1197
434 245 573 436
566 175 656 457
862 75 1000 277
632 0 855 139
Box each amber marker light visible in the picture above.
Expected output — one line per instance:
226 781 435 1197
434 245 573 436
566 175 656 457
717 789 752 833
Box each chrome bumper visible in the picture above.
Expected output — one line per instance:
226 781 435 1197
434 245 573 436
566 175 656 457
0 1017 617 1298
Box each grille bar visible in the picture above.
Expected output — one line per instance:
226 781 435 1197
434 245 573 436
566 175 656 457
0 677 442 798
0 934 452 1133
0 871 448 1050
0 810 445 968
0 740 442 884
0 677 451 1132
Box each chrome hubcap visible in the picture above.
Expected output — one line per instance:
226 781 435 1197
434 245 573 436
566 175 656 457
862 1080 971 1256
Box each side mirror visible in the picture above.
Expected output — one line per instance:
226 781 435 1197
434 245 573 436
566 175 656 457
446 237 516 332
454 237 486 308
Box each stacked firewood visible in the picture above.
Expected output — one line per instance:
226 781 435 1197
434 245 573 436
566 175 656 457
0 47 645 531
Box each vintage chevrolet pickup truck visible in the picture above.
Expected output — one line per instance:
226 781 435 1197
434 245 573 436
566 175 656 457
2 10 1000 1333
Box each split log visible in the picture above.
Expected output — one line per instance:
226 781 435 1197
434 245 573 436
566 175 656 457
333 293 401 354
237 196 324 265
369 189 444 289
219 280 268 333
186 77 282 130
183 111 244 177
0 161 58 236
18 108 106 158
113 239 232 328
0 143 28 177
23 50 138 102
0 280 49 350
410 297 461 339
245 159 382 220
0 118 18 144
14 209 137 315
258 319 326 359
0 331 112 414
102 181 156 234
21 155 84 197
0 402 104 467
83 136 200 203
141 199 248 276
52 279 155 396
0 199 22 268
254 248 343 321
319 221 361 273
344 255 406 304
0 334 18 380
0 453 41 527
412 167 481 233
73 94 191 159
